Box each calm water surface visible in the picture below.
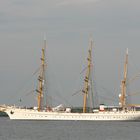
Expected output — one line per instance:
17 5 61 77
0 117 139 140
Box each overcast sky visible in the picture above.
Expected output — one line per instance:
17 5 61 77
0 0 140 107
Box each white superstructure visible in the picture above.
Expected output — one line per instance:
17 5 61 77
1 105 140 121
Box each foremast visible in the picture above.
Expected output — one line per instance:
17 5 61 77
37 39 46 111
119 48 128 110
82 40 93 113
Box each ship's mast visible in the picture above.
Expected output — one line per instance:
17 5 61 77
82 40 93 113
37 39 46 111
120 48 128 110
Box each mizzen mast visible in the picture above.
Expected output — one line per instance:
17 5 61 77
37 39 46 111
119 48 128 110
82 40 93 113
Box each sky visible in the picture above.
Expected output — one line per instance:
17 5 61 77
0 0 140 107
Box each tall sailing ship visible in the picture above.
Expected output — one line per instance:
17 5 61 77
0 39 140 121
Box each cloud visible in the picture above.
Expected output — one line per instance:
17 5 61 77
57 0 100 6
0 0 58 18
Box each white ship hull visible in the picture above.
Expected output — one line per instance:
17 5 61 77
2 106 140 121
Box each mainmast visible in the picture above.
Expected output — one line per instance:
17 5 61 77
37 39 46 111
82 40 93 113
119 48 128 110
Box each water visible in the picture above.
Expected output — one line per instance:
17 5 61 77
0 117 140 140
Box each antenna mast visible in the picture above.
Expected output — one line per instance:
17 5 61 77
37 39 46 111
83 39 93 113
120 48 128 110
